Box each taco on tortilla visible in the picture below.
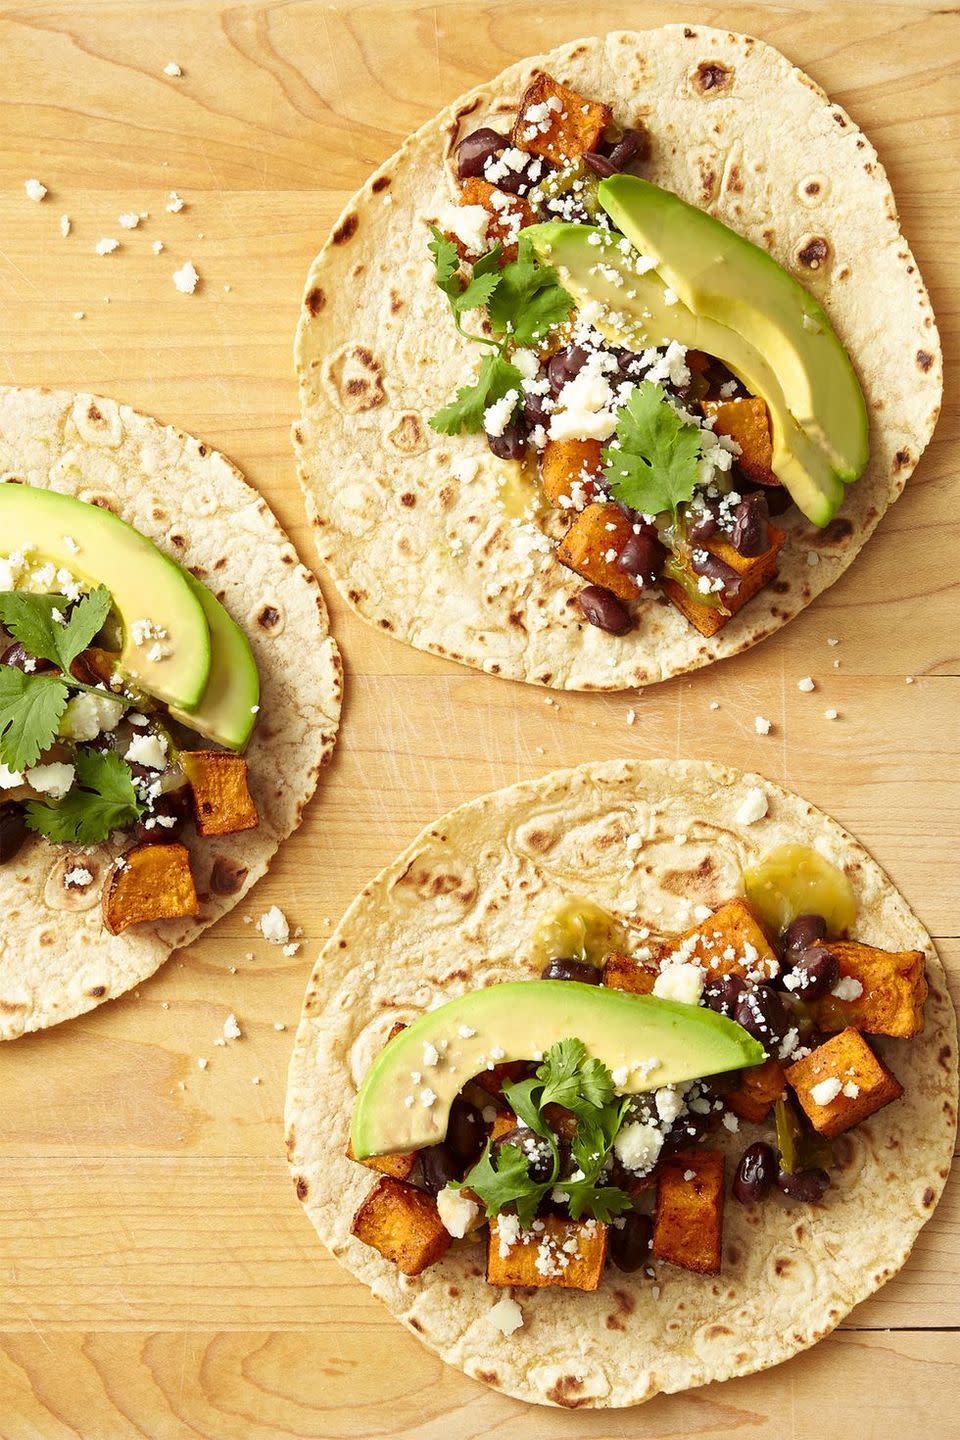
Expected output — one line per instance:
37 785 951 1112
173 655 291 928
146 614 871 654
286 760 956 1408
0 386 342 1038
294 27 941 689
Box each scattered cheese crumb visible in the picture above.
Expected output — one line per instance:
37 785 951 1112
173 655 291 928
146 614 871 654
223 1013 242 1041
754 715 772 736
827 637 840 647
163 61 183 76
831 976 863 1002
172 260 200 294
118 211 141 229
806 551 820 567
95 237 120 255
24 178 47 202
708 701 720 712
653 963 704 1006
824 708 839 721
24 762 75 799
258 906 290 944
810 1077 842 1106
488 1295 524 1335
626 708 636 726
735 787 768 826
60 215 72 237
437 1186 480 1238
152 240 165 254
251 1076 261 1086
197 1058 208 1071
798 676 816 693
166 191 185 213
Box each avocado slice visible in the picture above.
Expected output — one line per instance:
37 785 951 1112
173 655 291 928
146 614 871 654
350 980 764 1159
167 572 260 751
525 220 844 525
0 483 211 710
597 175 869 483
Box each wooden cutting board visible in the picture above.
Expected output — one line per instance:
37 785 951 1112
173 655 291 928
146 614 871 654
0 2 957 1435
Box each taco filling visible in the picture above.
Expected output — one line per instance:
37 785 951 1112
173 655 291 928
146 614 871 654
0 481 262 932
429 71 869 639
346 873 926 1300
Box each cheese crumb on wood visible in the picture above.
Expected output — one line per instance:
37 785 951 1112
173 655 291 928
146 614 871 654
24 179 47 202
223 1013 242 1041
172 260 200 294
797 676 816 692
258 905 290 944
163 61 183 76
754 715 772 736
95 238 120 255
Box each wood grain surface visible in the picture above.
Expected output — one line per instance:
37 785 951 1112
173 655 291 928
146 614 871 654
0 1 957 1435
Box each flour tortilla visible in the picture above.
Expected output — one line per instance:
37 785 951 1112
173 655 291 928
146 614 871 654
0 385 342 1038
294 26 942 690
286 759 956 1408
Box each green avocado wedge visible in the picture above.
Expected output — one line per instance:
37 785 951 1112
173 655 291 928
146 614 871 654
597 175 869 483
525 220 845 526
0 483 211 710
350 980 764 1159
167 571 260 752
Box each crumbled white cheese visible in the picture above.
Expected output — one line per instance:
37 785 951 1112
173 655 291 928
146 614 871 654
60 215 71 237
166 191 185 213
721 1111 740 1132
842 1080 860 1098
654 1086 687 1126
152 240 165 254
754 715 773 736
422 1041 439 1068
59 691 124 742
831 976 863 1002
734 787 768 826
488 1295 524 1335
0 763 24 789
436 1186 480 1238
437 202 489 256
257 905 290 944
223 1013 242 1041
653 962 704 1006
125 732 168 770
798 676 816 693
197 1057 209 1071
483 389 519 438
810 1077 842 1106
24 178 47 202
63 866 93 888
118 212 141 229
614 1120 663 1175
163 61 183 76
95 237 120 255
548 352 618 443
24 762 75 799
458 1024 477 1039
172 260 200 294
824 708 840 721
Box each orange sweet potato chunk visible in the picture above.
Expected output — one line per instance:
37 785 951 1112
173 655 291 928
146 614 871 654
661 526 785 639
511 73 611 165
725 1058 787 1124
487 1214 608 1290
815 941 927 1038
556 502 639 602
656 899 779 983
180 750 259 837
785 1028 903 1138
540 437 603 510
457 177 534 262
102 842 199 935
703 398 778 486
602 951 658 995
653 1149 725 1275
351 1177 451 1276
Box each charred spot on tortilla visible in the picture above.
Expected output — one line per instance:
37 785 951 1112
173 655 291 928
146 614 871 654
332 213 359 244
692 61 733 95
796 235 831 270
305 286 326 316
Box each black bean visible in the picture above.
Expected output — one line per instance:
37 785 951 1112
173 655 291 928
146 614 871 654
447 1097 485 1166
686 505 719 544
455 127 506 180
671 1109 712 1145
783 914 828 955
486 415 528 461
492 1127 553 1183
616 531 665 585
733 1142 777 1203
0 803 28 864
1 642 55 673
577 586 632 636
729 491 770 557
604 127 650 171
690 547 742 599
616 349 645 380
789 945 840 1002
582 151 616 178
609 1211 653 1272
734 983 789 1048
762 484 794 517
776 1167 830 1203
703 972 747 1018
522 389 552 429
541 957 602 984
419 1143 461 1196
133 788 191 845
495 159 539 196
547 345 589 393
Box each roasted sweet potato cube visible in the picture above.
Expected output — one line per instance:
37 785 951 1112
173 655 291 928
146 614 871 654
656 899 779 982
487 1214 608 1290
102 842 199 936
476 1060 529 1101
488 1110 520 1146
602 951 658 995
351 1176 451 1276
661 525 784 638
180 750 259 837
556 502 639 602
703 398 778 486
725 1058 787 1124
457 177 534 262
540 437 603 510
653 1149 725 1275
785 1028 903 1138
511 72 611 165
815 941 927 1038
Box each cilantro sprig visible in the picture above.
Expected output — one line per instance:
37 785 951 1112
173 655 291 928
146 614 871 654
0 585 121 775
428 230 574 436
458 1038 632 1229
602 380 704 518
25 747 143 845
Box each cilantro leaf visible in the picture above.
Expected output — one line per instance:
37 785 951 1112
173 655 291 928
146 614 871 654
428 226 459 294
429 228 503 339
0 584 112 674
564 1182 633 1224
487 234 574 346
579 1056 616 1110
603 381 704 519
429 352 523 436
501 1076 553 1141
24 747 143 845
0 669 69 772
459 1141 550 1230
536 1037 588 1110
